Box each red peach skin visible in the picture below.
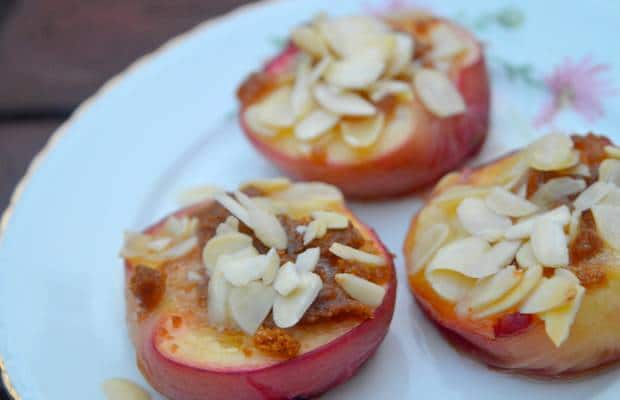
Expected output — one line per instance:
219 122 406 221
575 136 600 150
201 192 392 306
126 201 397 399
239 19 490 198
404 153 620 377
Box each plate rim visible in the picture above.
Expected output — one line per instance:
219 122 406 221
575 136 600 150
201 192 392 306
0 0 280 397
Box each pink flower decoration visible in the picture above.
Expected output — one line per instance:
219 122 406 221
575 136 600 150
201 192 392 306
364 0 432 15
535 56 617 127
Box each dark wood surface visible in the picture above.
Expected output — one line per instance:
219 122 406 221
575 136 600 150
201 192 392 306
0 1 257 398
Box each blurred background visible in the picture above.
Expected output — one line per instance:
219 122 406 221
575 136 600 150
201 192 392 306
0 1 257 398
0 0 257 215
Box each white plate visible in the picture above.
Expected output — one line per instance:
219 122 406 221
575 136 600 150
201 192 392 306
1 0 620 398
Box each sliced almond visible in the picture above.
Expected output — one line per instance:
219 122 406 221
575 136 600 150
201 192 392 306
605 145 620 159
574 181 614 211
530 218 568 267
341 113 385 148
568 209 582 243
235 191 287 250
273 261 301 296
303 219 327 245
464 265 522 311
216 216 240 236
243 105 278 137
291 25 328 58
255 86 295 127
309 57 332 82
335 273 386 307
273 272 323 328
602 186 620 206
541 284 585 347
598 159 620 186
295 247 320 273
426 269 476 302
427 23 466 61
410 223 450 274
214 193 251 227
159 236 198 260
220 252 273 287
329 243 386 266
207 268 232 326
516 241 539 269
530 177 586 208
319 16 391 59
241 177 290 194
314 84 376 116
202 232 254 274
372 104 414 156
271 182 343 216
229 282 276 335
386 33 414 77
485 186 539 217
369 80 413 102
146 237 172 252
294 109 340 141
520 275 578 314
311 210 348 228
427 237 490 277
527 133 578 171
568 163 591 177
102 379 151 400
591 204 620 250
470 240 522 278
433 185 490 205
177 185 224 206
504 205 571 240
291 55 314 119
262 248 280 285
457 197 512 241
414 68 465 118
163 216 197 237
474 264 543 319
324 50 385 89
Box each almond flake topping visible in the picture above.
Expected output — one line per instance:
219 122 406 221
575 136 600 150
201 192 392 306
591 204 620 251
329 242 386 266
605 145 620 159
294 109 340 141
474 264 543 319
121 216 199 263
598 159 620 186
273 272 323 328
457 197 512 241
527 133 579 171
530 218 569 267
102 379 151 400
409 223 450 274
485 186 539 217
459 265 522 313
248 14 470 154
341 113 385 148
414 133 620 346
414 68 465 117
126 181 388 336
335 273 386 307
303 210 349 244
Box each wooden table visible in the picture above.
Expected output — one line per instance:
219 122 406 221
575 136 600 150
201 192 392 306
0 1 257 398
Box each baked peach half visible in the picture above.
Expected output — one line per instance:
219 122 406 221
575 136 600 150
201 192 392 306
404 133 620 376
121 179 396 399
237 12 489 198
